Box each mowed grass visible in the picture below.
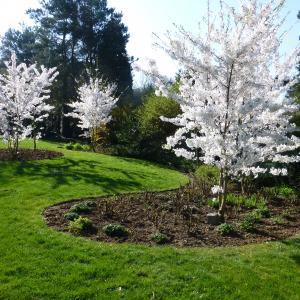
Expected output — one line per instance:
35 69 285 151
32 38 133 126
0 140 299 300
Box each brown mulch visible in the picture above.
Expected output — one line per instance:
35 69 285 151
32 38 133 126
0 149 63 161
44 190 300 247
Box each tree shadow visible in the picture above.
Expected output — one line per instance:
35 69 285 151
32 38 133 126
0 157 162 193
290 255 300 265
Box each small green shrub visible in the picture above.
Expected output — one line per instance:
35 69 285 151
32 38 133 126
255 206 271 218
85 200 97 207
216 223 235 236
277 186 297 202
259 187 278 200
240 219 255 232
82 145 90 151
271 216 286 225
64 212 79 221
70 202 94 213
73 143 84 151
150 232 169 244
247 210 262 223
68 216 93 234
103 224 129 237
240 213 257 232
65 143 74 150
207 198 219 209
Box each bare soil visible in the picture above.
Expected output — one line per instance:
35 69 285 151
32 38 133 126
0 149 63 161
44 190 300 247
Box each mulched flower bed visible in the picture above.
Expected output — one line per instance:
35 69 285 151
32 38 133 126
44 190 300 247
0 149 63 161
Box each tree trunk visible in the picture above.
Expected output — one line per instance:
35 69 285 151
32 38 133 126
241 176 245 195
33 137 37 151
218 172 228 217
60 106 64 137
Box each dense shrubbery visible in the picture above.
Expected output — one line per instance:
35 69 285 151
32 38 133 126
103 224 129 237
216 223 235 236
68 217 94 234
90 93 194 171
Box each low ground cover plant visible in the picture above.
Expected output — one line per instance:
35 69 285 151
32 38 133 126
68 216 94 234
103 224 129 238
216 223 235 236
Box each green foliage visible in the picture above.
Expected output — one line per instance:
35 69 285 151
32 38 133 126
103 224 129 237
259 186 278 200
226 194 265 208
240 213 257 232
64 211 79 221
208 198 219 209
106 105 141 157
73 143 84 151
150 232 169 244
254 206 271 218
195 165 220 185
277 186 298 201
137 93 181 160
65 143 90 151
271 216 286 225
240 219 256 232
68 216 93 234
216 223 235 236
70 202 94 213
246 211 262 223
65 143 74 150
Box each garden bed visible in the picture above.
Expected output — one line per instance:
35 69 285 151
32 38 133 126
0 149 63 161
44 189 300 247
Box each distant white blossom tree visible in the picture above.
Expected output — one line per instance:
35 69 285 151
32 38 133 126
145 0 300 215
0 53 58 154
66 78 118 149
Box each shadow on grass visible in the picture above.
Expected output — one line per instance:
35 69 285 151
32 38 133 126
290 255 300 265
0 157 161 193
280 237 300 265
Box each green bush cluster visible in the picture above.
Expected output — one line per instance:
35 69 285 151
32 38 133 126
150 232 169 244
277 186 298 202
64 211 79 221
240 213 258 232
70 201 95 213
259 185 298 202
216 223 235 236
103 224 129 237
65 143 90 151
68 216 93 234
207 198 219 209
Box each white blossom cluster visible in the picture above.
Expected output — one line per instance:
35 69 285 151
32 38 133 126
0 53 58 151
147 0 300 179
67 78 118 138
211 185 224 195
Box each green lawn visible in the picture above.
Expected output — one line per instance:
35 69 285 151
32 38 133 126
0 140 299 300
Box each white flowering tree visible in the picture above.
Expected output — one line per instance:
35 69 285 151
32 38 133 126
0 53 58 154
66 78 118 149
145 0 300 216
